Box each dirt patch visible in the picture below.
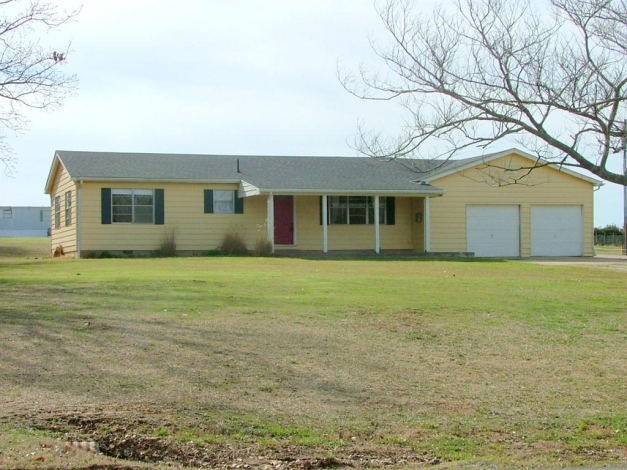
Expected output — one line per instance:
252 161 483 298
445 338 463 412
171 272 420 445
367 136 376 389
26 410 440 469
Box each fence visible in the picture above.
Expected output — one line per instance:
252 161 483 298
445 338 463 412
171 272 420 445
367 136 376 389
594 233 625 246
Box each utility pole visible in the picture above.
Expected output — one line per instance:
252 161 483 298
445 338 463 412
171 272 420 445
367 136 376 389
623 120 627 255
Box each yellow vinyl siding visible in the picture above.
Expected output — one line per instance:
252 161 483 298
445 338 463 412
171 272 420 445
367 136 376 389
429 154 595 257
411 197 425 252
81 182 268 252
286 196 320 250
80 186 416 253
49 162 77 256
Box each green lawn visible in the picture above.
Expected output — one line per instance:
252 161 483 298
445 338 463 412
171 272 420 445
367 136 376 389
595 244 625 255
1 238 626 469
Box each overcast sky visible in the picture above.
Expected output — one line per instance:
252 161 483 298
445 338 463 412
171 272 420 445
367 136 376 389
0 0 623 227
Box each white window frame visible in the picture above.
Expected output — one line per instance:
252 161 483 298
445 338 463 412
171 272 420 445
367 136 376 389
213 190 235 213
65 191 72 227
112 189 155 224
54 196 61 229
327 196 387 225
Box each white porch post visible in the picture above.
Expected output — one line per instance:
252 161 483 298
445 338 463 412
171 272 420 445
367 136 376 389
424 197 431 252
322 194 328 253
374 195 380 253
267 193 275 253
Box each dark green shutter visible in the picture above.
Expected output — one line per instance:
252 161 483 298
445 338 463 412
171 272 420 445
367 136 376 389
234 191 244 214
204 190 213 213
319 196 323 225
386 197 395 225
154 189 164 224
101 188 111 224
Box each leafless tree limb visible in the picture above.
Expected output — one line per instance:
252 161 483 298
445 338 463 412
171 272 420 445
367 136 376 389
0 0 79 175
339 0 627 186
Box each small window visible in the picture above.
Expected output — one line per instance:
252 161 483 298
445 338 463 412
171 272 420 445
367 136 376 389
112 189 154 224
54 196 61 229
214 190 235 213
64 191 72 227
2 208 12 219
40 210 44 222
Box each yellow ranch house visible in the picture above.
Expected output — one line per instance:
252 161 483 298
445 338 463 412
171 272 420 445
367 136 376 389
44 149 601 258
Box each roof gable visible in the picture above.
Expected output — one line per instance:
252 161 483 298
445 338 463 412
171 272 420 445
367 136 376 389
44 154 64 195
421 148 603 186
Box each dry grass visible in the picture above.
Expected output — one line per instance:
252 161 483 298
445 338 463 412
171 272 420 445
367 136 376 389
0 237 50 258
1 238 626 469
253 238 273 257
156 229 177 257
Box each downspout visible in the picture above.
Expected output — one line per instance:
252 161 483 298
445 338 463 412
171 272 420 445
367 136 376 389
76 180 82 258
267 193 275 253
374 195 380 253
322 195 328 253
424 197 431 253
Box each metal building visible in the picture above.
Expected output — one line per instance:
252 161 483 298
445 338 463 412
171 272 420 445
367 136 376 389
0 206 51 237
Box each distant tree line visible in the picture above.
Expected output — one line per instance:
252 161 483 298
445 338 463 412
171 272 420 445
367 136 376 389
594 224 624 235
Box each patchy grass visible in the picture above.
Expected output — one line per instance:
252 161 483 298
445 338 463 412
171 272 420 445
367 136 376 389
595 244 625 255
0 237 49 258
0 239 626 469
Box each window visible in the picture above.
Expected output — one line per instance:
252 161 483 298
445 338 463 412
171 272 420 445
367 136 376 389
213 190 234 213
2 208 11 219
203 189 243 214
54 196 61 229
327 196 387 225
64 191 72 226
112 189 154 223
40 210 44 222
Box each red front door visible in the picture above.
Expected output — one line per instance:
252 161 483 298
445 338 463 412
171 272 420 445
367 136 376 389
274 196 294 245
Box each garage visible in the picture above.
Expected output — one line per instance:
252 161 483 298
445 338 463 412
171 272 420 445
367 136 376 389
531 206 583 256
467 205 520 257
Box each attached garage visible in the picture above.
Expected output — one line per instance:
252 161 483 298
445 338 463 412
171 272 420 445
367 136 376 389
531 206 583 256
467 205 520 257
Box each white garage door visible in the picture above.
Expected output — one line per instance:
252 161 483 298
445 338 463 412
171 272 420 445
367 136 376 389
531 206 583 256
467 205 520 257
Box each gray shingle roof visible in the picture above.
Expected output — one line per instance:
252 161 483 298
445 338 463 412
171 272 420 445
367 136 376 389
52 151 445 194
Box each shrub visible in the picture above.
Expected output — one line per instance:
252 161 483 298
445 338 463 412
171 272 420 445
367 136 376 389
203 249 222 257
253 238 273 257
156 230 177 257
220 232 248 256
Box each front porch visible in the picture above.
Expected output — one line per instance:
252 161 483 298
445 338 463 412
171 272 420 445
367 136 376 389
256 193 439 254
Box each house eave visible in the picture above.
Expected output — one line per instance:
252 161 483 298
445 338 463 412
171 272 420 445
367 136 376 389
71 177 243 185
44 153 63 195
252 188 445 197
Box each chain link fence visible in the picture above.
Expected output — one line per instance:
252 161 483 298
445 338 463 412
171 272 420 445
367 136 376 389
594 233 625 246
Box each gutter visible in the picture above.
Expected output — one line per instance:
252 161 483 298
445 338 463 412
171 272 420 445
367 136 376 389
72 177 242 184
251 188 446 197
76 180 82 258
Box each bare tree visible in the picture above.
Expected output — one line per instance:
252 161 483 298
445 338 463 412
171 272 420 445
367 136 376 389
340 0 627 186
0 0 78 175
